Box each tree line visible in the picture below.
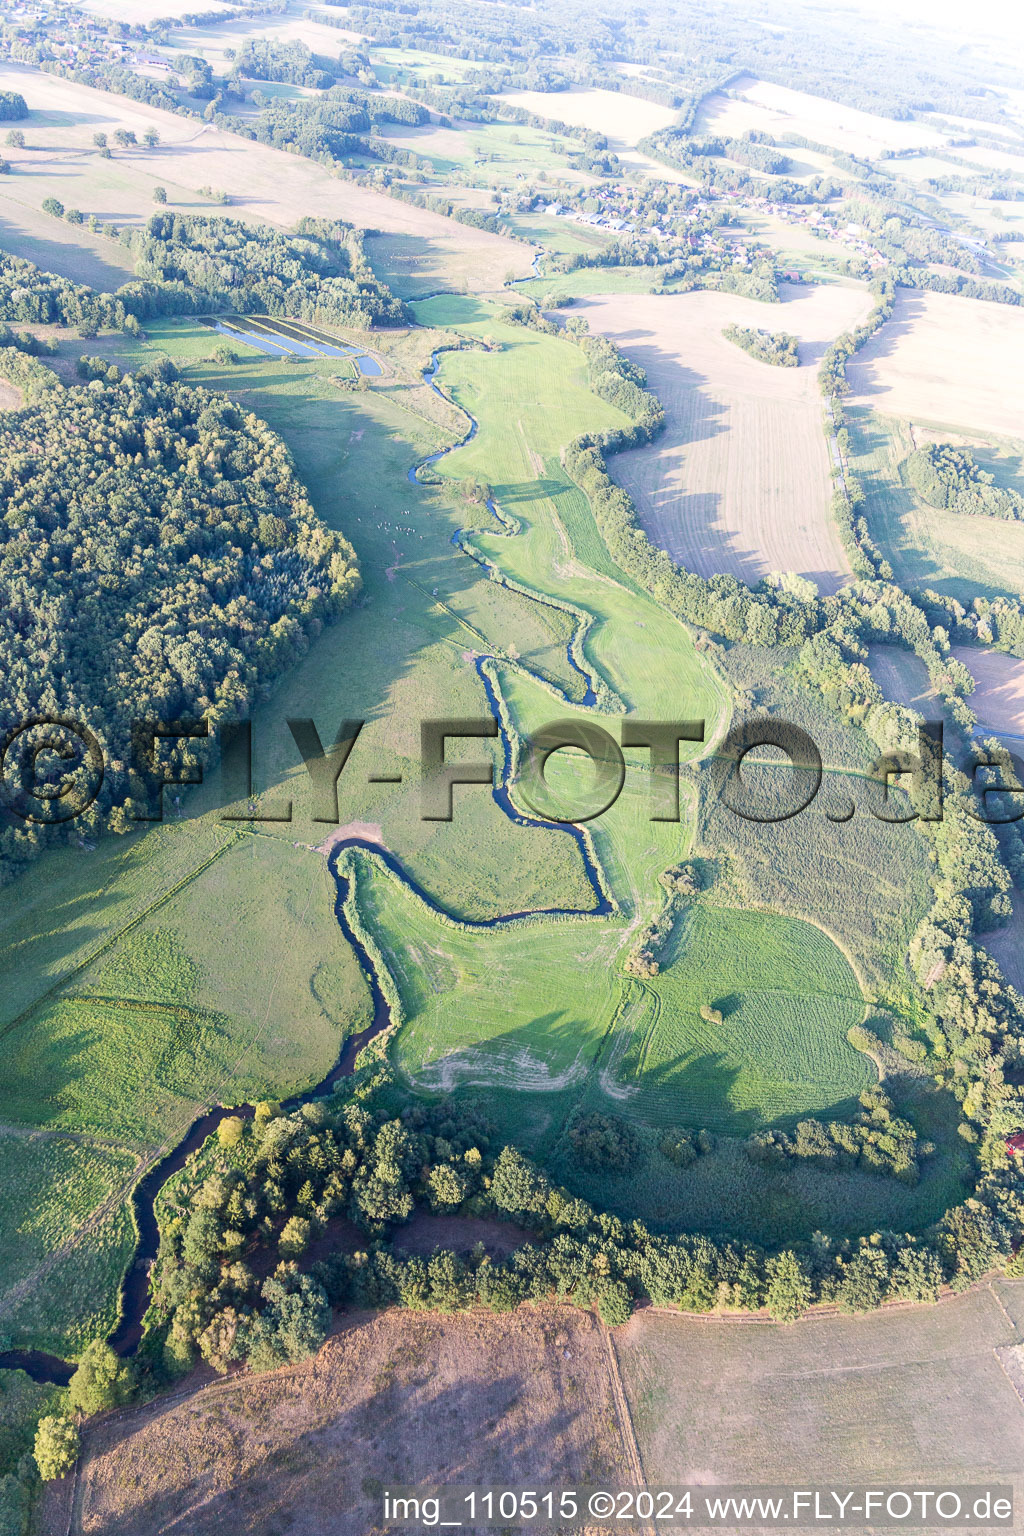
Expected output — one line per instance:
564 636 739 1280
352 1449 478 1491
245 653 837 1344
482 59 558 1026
9 213 406 331
116 212 407 329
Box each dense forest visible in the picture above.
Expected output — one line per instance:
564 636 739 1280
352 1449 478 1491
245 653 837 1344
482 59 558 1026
232 38 338 90
1 210 408 333
224 85 428 168
116 213 407 328
0 247 135 331
906 444 1024 520
2 214 406 333
0 358 360 868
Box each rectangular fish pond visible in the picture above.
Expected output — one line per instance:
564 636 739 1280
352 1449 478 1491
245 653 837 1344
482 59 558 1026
203 314 382 372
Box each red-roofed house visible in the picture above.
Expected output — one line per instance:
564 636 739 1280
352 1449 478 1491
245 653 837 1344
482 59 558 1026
1005 1133 1024 1156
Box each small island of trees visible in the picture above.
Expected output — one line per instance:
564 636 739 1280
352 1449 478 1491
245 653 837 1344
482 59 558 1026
723 323 800 367
906 442 1024 521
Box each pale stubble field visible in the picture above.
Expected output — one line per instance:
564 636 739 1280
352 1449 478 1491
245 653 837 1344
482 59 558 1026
0 63 534 295
575 283 871 593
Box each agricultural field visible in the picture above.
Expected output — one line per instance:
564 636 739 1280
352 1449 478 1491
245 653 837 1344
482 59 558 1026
0 824 370 1352
368 46 485 83
370 874 868 1139
0 274 972 1333
163 11 367 69
0 62 533 296
497 87 679 150
0 290 727 1345
848 410 1024 603
705 75 950 158
39 1285 1024 1534
950 646 1024 735
847 289 1024 440
0 199 136 290
618 1283 1024 1495
0 1134 138 1356
574 284 871 592
608 905 870 1130
45 1306 630 1536
867 645 938 715
379 118 589 185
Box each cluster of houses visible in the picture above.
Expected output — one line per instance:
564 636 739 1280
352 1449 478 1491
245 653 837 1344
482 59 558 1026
532 192 757 266
528 174 893 274
0 0 170 73
748 195 889 269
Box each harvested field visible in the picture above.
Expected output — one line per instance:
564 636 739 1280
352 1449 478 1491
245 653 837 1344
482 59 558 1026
981 902 1024 995
952 646 1024 736
847 289 1024 439
0 199 136 290
63 1307 630 1536
618 1282 1024 1503
705 75 948 158
0 63 531 295
498 86 677 150
575 283 872 592
848 411 1024 603
78 0 234 17
45 1287 1024 1535
166 12 367 67
866 645 937 713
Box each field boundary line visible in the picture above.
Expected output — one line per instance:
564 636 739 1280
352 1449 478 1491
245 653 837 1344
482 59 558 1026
604 1326 653 1531
989 1282 1018 1333
0 830 241 1043
993 1345 1024 1413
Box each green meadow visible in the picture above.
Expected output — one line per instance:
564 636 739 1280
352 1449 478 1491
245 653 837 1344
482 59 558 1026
610 905 870 1129
0 285 965 1348
849 408 1024 604
357 860 869 1135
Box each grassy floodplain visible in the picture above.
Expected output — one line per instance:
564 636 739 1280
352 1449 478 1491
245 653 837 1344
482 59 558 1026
0 282 970 1348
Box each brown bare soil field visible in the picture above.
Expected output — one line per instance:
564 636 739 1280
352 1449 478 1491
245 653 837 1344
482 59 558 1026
706 76 948 159
575 283 871 592
617 1284 1024 1510
0 378 23 410
61 1307 629 1536
0 63 531 295
847 290 1024 439
498 87 677 150
952 646 1024 735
